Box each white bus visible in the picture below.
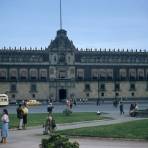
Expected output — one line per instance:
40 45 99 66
0 94 9 106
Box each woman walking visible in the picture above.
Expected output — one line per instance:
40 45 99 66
1 109 9 144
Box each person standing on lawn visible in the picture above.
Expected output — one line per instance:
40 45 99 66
16 104 24 130
22 103 28 129
1 109 9 144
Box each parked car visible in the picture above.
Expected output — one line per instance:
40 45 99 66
26 99 41 106
0 94 9 106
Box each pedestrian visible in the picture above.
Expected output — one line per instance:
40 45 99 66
96 98 100 106
16 104 23 130
82 98 85 104
101 97 104 104
134 103 139 117
119 101 124 115
73 97 77 106
66 99 69 108
22 103 28 129
129 103 135 117
1 109 9 144
130 103 138 117
43 115 56 135
47 102 54 114
134 103 139 110
69 98 73 109
113 97 119 108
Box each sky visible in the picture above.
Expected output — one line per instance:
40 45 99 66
0 0 148 50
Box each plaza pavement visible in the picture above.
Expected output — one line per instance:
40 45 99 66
0 113 148 148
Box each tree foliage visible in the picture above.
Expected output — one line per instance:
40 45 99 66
42 134 79 148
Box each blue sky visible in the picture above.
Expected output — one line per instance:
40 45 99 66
0 0 148 50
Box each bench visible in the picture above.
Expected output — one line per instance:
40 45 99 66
137 109 148 117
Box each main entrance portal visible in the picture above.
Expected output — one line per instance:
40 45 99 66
59 89 67 101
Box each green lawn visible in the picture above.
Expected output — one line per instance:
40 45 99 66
57 119 148 140
5 112 104 128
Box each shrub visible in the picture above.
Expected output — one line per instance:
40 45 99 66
63 108 72 116
42 139 49 148
41 134 79 148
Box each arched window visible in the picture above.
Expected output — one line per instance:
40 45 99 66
99 69 106 81
40 69 47 80
129 69 136 81
119 69 127 80
77 69 84 80
91 69 98 80
138 69 144 80
20 69 28 80
0 69 7 80
30 69 38 80
10 69 17 80
107 69 113 80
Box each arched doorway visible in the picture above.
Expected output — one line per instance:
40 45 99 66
59 89 67 101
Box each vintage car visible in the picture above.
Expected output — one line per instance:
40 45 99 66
0 94 9 106
26 99 41 106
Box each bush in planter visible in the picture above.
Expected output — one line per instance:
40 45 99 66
41 134 79 148
63 108 72 116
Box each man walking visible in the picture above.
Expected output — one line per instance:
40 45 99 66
16 104 23 130
119 101 124 115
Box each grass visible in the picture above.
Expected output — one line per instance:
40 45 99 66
57 119 148 140
1 112 104 128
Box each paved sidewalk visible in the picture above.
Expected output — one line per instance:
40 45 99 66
58 115 146 131
0 113 148 148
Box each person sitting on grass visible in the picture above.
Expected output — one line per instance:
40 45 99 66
129 103 138 117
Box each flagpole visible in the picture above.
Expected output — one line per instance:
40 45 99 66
60 0 62 30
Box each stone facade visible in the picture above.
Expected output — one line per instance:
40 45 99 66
0 29 148 102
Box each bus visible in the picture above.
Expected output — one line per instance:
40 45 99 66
0 94 9 106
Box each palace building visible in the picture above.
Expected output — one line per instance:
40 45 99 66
0 28 148 102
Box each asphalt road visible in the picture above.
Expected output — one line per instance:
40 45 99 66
0 101 148 114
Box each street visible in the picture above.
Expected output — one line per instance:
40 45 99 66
0 100 148 114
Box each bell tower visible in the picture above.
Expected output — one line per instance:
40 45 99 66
48 29 76 66
48 0 76 101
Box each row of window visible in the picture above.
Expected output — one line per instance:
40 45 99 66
99 92 135 97
0 68 74 80
81 57 148 63
78 75 147 81
84 83 147 91
8 83 140 96
0 56 44 62
10 84 37 92
10 91 135 100
0 69 48 80
0 75 148 81
0 68 148 81
77 68 148 80
11 93 36 100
